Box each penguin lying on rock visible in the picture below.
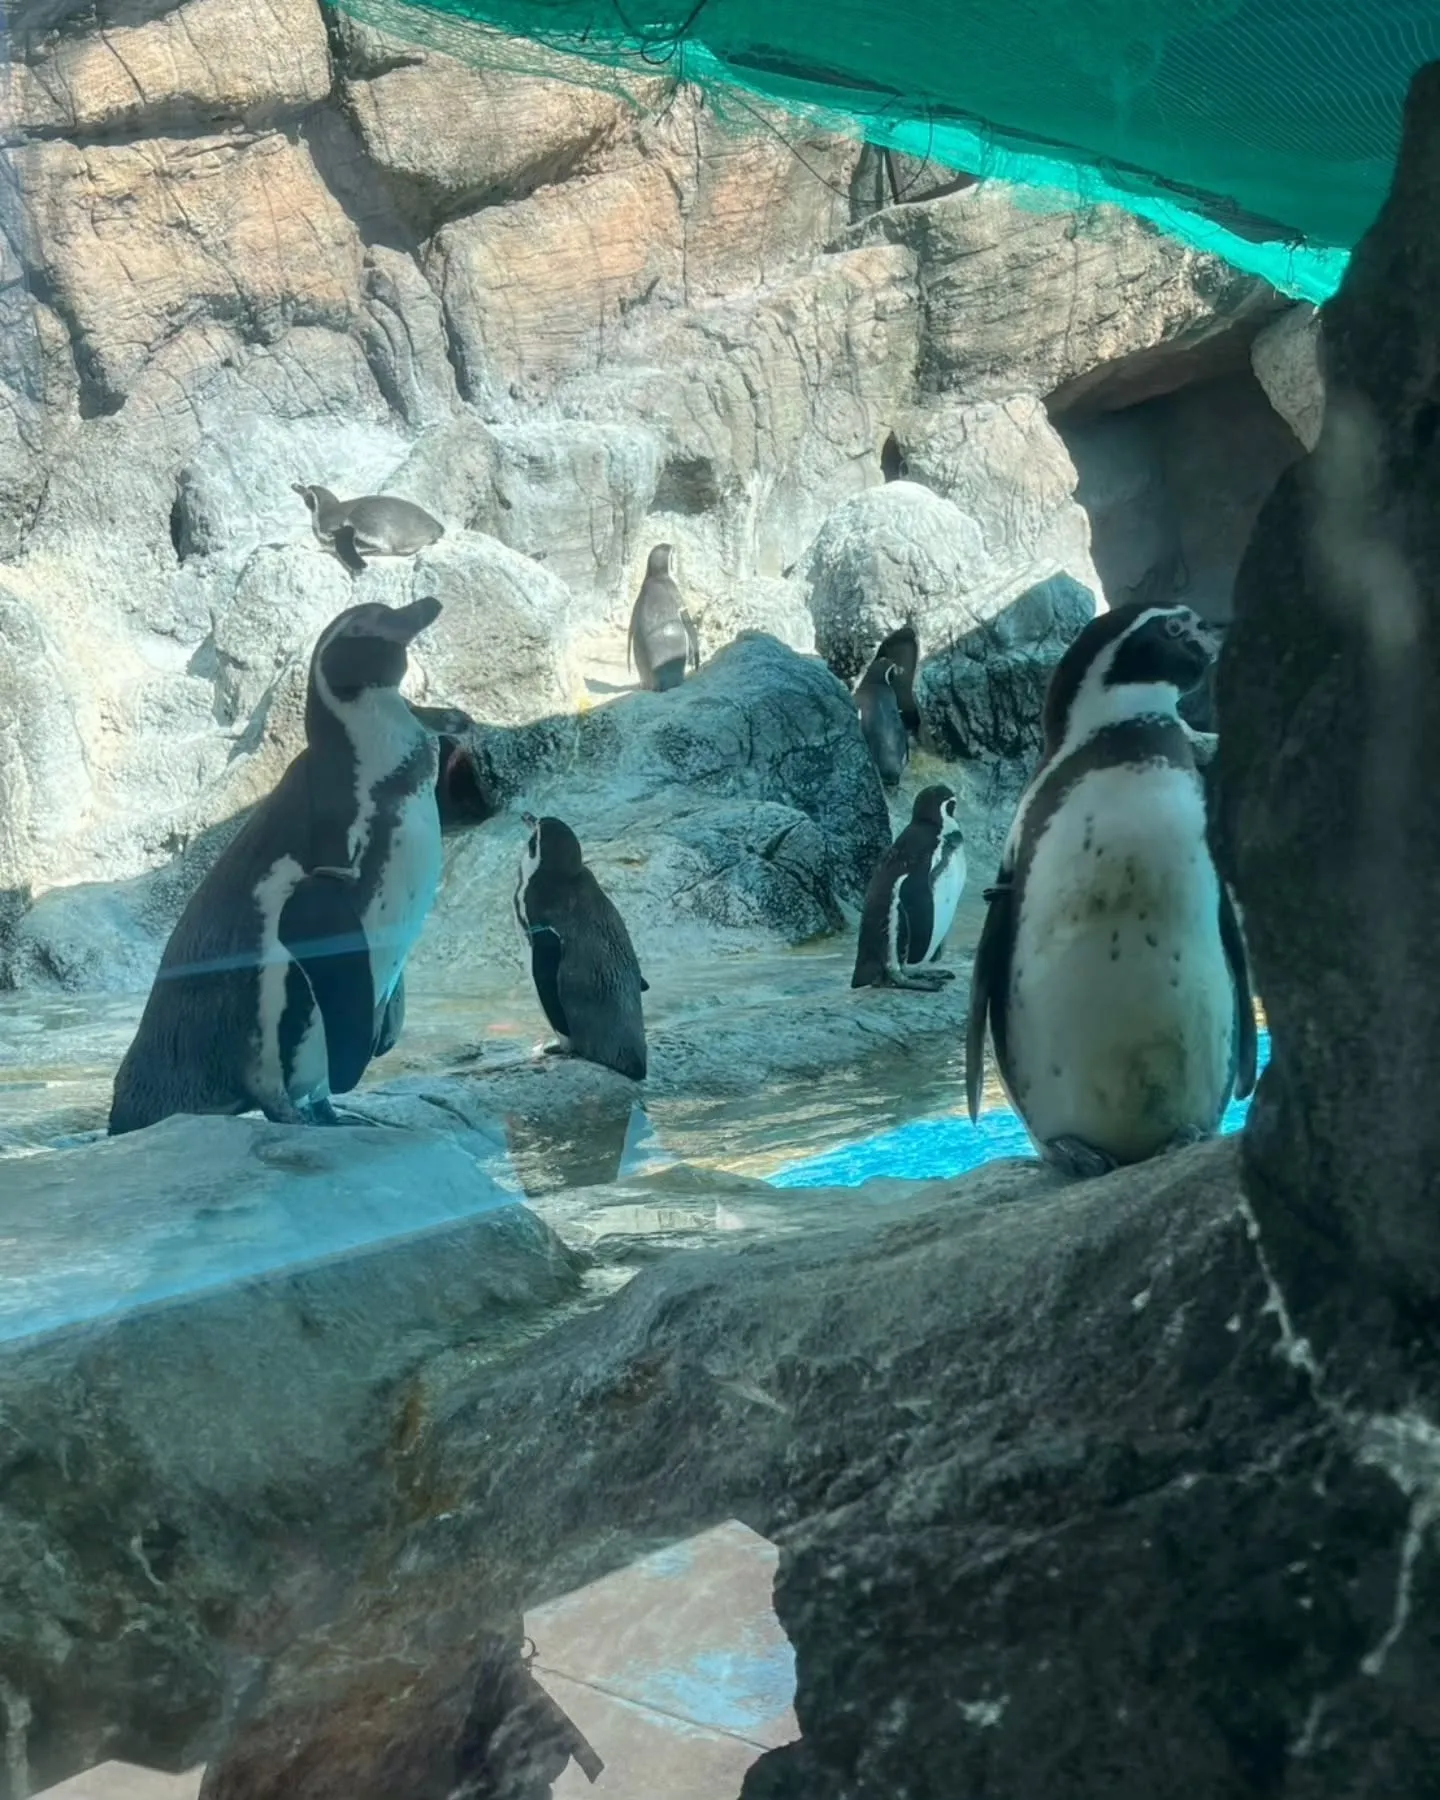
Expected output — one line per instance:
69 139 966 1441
854 624 920 787
965 600 1257 1178
294 483 444 576
628 543 701 692
109 597 447 1135
514 813 649 1081
852 784 966 991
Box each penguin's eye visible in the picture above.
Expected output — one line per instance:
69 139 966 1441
1163 615 1188 638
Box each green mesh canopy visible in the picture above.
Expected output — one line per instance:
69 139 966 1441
342 0 1440 301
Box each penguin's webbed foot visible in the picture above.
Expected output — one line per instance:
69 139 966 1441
1042 1135 1118 1180
304 1097 345 1126
885 969 949 992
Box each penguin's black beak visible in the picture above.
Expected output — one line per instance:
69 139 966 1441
373 596 442 642
521 811 539 831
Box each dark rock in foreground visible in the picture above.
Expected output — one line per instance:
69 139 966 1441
196 1138 1437 1799
1215 61 1440 1367
0 1117 585 1798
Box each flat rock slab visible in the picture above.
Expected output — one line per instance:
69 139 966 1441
0 1113 533 1346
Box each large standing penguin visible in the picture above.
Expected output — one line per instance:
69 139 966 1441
852 784 966 990
628 544 701 692
965 601 1257 1177
109 597 446 1134
293 483 444 576
514 813 648 1080
854 624 920 787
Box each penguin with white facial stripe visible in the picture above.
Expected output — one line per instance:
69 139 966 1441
852 784 966 991
109 597 446 1135
965 601 1257 1178
514 813 649 1081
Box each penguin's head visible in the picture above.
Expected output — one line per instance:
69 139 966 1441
646 543 675 579
313 597 442 701
912 784 959 832
1043 602 1220 751
521 812 584 880
292 483 334 517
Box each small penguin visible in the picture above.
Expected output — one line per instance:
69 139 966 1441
109 596 446 1134
965 601 1257 1178
852 784 966 991
513 813 648 1081
293 483 444 576
854 624 920 787
628 544 701 692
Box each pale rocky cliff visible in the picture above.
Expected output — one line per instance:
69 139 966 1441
0 0 1310 977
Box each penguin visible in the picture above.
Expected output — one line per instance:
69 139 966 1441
852 784 966 991
406 702 495 835
964 600 1258 1178
293 484 444 576
513 813 648 1081
109 597 446 1134
854 624 920 787
628 544 700 692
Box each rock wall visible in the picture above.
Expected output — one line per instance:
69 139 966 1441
0 0 1298 970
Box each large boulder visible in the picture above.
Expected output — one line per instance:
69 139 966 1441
916 573 1098 763
413 631 892 975
190 1135 1440 1799
1251 302 1324 451
805 461 1096 684
0 1113 584 1796
1 633 889 993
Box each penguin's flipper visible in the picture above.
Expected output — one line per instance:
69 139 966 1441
373 973 406 1060
528 924 571 1040
332 525 368 576
1218 881 1259 1101
278 872 375 1095
966 872 1015 1123
896 866 934 973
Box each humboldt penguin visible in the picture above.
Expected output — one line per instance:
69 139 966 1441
854 624 920 787
293 483 444 576
109 597 446 1134
964 601 1257 1177
513 813 648 1080
852 784 966 990
628 544 700 692
406 701 494 836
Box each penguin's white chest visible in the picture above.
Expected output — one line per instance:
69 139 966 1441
361 781 442 1012
1005 762 1235 1162
921 829 967 963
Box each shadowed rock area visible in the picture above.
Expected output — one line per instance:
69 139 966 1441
1216 62 1440 1370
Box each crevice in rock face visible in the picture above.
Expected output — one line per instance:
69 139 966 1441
651 453 722 514
879 428 907 481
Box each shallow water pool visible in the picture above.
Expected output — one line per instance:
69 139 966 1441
767 1030 1272 1188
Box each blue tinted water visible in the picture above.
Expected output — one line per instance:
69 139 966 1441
768 1030 1271 1190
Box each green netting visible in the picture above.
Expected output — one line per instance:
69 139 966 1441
340 0 1440 302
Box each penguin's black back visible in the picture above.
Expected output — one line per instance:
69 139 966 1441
629 574 689 692
855 675 909 786
522 859 647 1081
852 811 942 987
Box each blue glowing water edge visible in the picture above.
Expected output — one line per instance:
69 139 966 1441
769 1030 1271 1191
